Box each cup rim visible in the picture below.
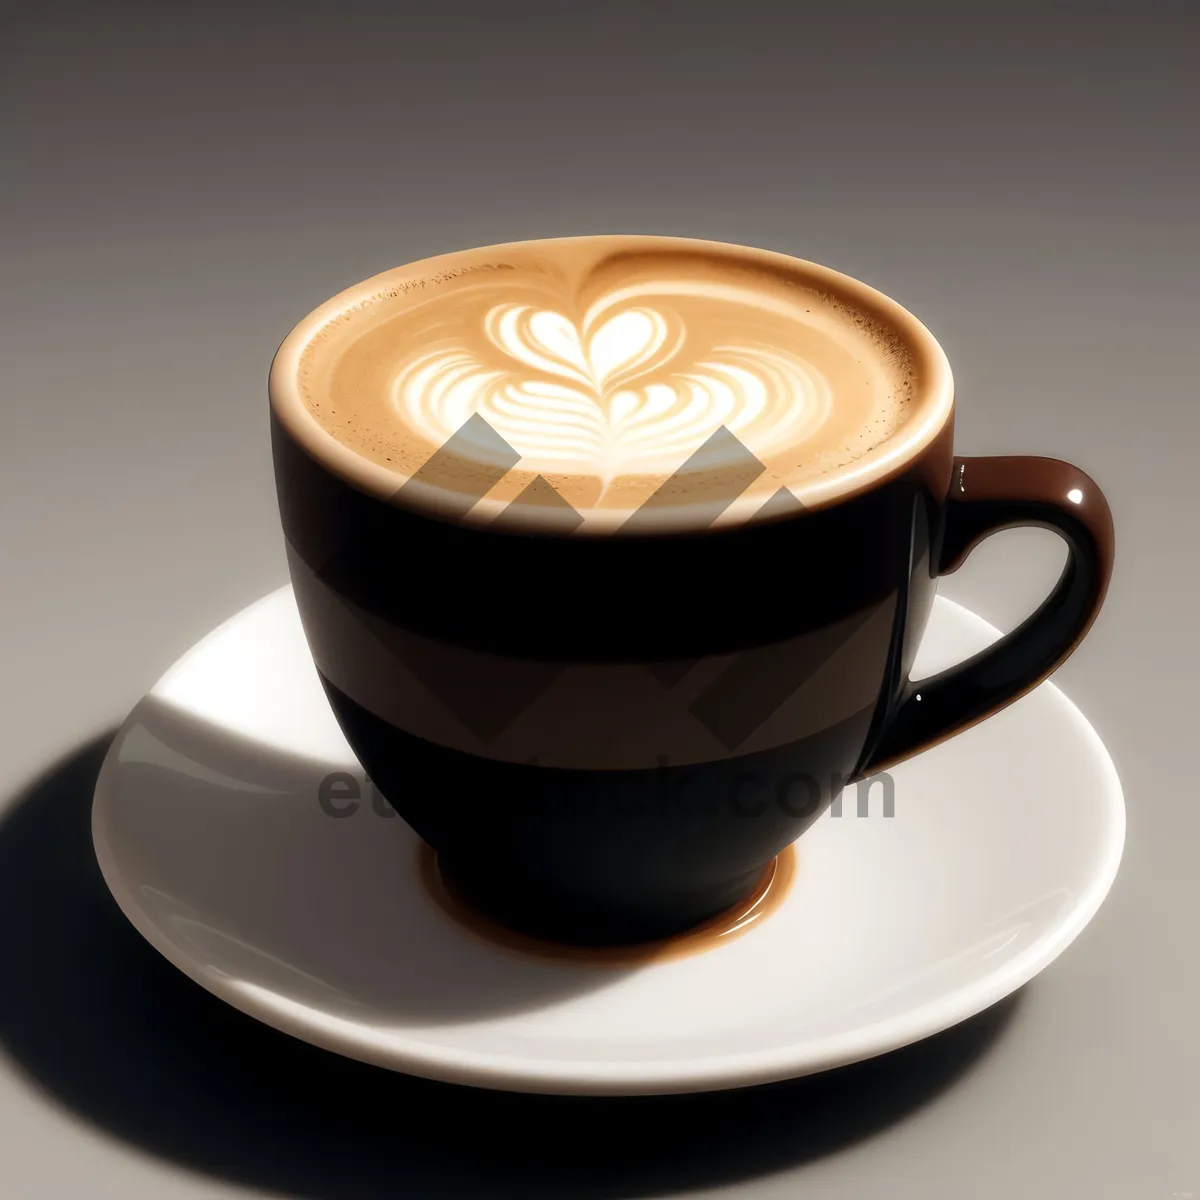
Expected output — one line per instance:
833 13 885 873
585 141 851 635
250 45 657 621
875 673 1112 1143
268 234 955 536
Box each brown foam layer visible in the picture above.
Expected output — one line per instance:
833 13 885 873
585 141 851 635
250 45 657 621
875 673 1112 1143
420 841 797 965
275 237 952 531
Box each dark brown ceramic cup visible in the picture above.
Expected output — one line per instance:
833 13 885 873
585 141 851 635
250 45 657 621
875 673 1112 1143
269 237 1114 946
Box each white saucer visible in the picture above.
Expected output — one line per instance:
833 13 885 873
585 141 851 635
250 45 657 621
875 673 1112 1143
92 586 1124 1096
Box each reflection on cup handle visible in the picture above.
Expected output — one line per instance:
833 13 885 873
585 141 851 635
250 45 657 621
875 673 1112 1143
860 455 1115 775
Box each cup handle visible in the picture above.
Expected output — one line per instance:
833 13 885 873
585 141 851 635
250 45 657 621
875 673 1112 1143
858 456 1115 776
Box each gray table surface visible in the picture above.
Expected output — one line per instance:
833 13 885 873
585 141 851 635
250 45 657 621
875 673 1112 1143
4 2 1197 1196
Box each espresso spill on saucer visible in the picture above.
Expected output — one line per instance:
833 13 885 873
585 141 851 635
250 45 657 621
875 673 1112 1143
292 236 927 528
419 841 798 962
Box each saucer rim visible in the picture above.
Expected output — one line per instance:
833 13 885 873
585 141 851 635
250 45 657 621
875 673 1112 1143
91 587 1126 1095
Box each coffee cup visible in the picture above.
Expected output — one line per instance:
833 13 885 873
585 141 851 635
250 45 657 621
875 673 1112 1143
269 235 1113 944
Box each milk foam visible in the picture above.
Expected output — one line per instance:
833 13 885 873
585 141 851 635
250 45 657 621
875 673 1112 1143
283 237 946 529
393 296 836 485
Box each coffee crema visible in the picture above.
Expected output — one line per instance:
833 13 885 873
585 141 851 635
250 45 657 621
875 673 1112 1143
273 236 952 532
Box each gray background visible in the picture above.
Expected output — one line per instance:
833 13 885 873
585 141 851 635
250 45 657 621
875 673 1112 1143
3 1 1196 1195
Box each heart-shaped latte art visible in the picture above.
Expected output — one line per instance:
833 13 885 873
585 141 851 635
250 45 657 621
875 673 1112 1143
391 300 834 483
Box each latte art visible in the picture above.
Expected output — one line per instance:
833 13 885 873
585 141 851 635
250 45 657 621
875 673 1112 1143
283 236 937 528
392 301 834 483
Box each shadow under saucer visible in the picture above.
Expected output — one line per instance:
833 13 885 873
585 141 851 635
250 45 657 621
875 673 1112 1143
0 735 1021 1199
